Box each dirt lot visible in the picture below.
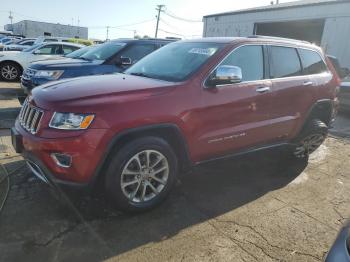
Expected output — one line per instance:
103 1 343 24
0 82 349 262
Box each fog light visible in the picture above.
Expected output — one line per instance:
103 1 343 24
51 153 72 168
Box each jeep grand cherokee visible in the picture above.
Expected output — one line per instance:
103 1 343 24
11 36 340 212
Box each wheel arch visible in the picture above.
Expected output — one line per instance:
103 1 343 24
92 124 193 189
0 60 24 75
300 99 333 133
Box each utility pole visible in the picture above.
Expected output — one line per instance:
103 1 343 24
77 17 80 38
154 4 165 38
9 11 13 31
106 26 110 41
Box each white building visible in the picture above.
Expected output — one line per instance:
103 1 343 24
202 0 350 68
5 20 88 39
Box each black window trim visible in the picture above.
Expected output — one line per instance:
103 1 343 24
267 45 303 79
297 47 330 76
203 43 268 88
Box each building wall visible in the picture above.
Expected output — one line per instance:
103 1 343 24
5 20 88 39
203 2 350 68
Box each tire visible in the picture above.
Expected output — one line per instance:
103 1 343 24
105 136 178 212
0 62 22 82
292 119 328 159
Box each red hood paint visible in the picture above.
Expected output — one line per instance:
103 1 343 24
31 73 176 110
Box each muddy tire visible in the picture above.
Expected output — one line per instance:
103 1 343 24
292 119 328 158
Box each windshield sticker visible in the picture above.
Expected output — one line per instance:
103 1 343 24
189 48 217 56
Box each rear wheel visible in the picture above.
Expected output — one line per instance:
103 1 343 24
292 119 328 158
0 62 22 82
105 137 178 212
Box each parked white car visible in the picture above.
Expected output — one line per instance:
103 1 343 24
34 36 71 44
0 42 83 81
3 38 36 51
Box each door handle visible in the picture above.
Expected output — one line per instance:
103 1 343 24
303 81 313 86
256 86 271 93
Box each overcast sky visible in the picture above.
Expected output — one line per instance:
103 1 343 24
0 0 298 40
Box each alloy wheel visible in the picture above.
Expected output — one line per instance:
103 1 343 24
1 65 18 80
120 150 169 203
294 133 326 158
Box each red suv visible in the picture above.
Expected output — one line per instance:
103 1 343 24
11 36 339 211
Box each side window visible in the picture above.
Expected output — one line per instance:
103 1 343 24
62 45 79 55
38 44 61 55
299 49 328 75
44 39 58 42
25 41 34 46
220 45 264 82
119 44 156 64
270 46 301 78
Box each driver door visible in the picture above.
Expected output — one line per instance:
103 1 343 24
195 45 279 160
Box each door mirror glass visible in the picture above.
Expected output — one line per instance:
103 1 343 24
207 65 242 87
33 49 41 55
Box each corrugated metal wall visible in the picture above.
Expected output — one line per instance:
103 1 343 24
203 2 350 67
6 21 88 39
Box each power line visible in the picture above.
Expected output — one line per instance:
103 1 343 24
162 10 202 23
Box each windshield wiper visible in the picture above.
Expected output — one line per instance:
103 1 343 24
79 57 92 61
128 72 153 79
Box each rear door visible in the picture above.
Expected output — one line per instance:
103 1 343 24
268 45 316 140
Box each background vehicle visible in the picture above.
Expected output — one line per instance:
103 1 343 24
327 55 350 111
0 42 83 81
33 36 93 46
325 221 350 262
12 37 339 212
3 38 36 51
21 38 173 93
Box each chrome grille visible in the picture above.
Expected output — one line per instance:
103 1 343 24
18 99 43 134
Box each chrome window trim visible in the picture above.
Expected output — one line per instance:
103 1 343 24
202 42 330 89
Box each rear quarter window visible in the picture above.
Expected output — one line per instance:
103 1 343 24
298 48 328 75
270 46 302 78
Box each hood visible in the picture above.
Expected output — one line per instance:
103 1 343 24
0 51 22 57
31 74 176 110
29 58 103 70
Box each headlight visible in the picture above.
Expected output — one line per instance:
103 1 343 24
49 112 95 130
34 70 64 80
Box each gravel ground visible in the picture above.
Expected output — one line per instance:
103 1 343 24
0 81 350 261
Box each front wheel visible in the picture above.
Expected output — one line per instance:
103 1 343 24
105 137 178 212
0 62 22 82
292 119 328 158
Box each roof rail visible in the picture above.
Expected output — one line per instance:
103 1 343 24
248 35 311 44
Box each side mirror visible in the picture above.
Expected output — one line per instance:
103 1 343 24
33 49 41 55
117 57 132 66
207 65 242 87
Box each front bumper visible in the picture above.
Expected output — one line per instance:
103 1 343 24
21 77 48 94
12 120 113 189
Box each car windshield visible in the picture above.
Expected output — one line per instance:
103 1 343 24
80 42 126 61
125 42 223 82
65 46 94 58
